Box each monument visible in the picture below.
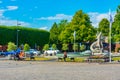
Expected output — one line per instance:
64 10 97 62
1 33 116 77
90 32 103 55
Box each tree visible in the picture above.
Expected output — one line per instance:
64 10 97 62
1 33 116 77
49 22 59 44
59 24 72 43
62 43 68 51
23 43 30 51
116 5 120 13
7 42 17 51
73 43 79 51
80 44 86 51
58 20 68 34
58 20 69 43
71 10 96 42
52 44 57 50
98 18 109 36
112 5 120 42
59 10 96 43
43 44 49 51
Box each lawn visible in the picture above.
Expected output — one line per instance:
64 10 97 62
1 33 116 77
112 56 120 61
25 56 52 61
24 56 120 62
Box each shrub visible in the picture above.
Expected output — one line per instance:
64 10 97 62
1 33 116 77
24 43 30 51
7 42 17 51
43 44 49 51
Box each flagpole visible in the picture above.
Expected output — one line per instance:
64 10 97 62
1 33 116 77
109 9 112 63
109 21 112 62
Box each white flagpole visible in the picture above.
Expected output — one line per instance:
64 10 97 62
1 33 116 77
109 9 112 63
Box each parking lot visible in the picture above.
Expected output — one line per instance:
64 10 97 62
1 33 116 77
0 61 120 80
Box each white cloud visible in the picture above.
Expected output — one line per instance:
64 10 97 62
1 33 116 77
0 7 30 27
7 6 18 10
0 19 30 27
39 26 48 30
88 11 115 27
38 14 72 21
0 9 5 17
0 10 4 17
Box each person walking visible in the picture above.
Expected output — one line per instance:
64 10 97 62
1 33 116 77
63 51 67 62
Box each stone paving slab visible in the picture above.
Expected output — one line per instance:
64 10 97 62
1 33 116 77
0 61 120 80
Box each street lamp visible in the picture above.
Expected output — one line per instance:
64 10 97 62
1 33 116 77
16 20 21 48
73 30 76 53
16 29 20 48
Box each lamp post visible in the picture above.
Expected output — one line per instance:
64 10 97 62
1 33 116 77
16 20 20 48
73 30 76 53
16 29 20 48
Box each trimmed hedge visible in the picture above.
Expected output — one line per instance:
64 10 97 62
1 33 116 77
0 25 50 48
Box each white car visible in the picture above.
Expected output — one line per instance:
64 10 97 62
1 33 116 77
44 50 59 56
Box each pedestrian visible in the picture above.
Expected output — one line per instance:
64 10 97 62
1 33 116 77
63 51 67 62
19 50 25 60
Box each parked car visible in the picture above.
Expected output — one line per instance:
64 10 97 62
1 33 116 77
0 51 6 56
25 49 40 56
44 50 60 56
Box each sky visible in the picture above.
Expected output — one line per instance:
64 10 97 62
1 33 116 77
0 0 120 30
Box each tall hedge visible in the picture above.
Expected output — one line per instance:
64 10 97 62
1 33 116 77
0 25 50 48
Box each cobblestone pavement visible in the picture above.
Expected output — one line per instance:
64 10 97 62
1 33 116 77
0 61 120 80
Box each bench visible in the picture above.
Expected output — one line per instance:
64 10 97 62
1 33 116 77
68 57 75 61
58 56 75 61
87 58 105 63
30 56 35 60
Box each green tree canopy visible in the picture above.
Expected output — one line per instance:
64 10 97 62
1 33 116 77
98 18 109 36
23 43 30 51
52 44 57 50
73 43 79 51
49 22 59 44
43 44 49 51
58 20 69 33
116 5 120 13
59 10 96 43
112 5 120 42
80 44 86 51
62 43 68 51
7 42 17 51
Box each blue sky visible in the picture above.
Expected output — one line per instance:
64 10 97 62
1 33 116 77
0 0 120 30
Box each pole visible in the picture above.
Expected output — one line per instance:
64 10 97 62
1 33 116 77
17 30 18 48
109 22 112 62
16 19 20 48
109 9 112 63
16 20 18 48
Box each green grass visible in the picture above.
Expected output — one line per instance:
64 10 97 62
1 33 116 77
58 57 87 62
25 57 51 61
112 56 120 61
25 56 120 62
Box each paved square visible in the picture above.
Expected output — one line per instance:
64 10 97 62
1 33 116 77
0 61 120 80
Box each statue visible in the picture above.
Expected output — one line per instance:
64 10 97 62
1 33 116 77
90 32 103 55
